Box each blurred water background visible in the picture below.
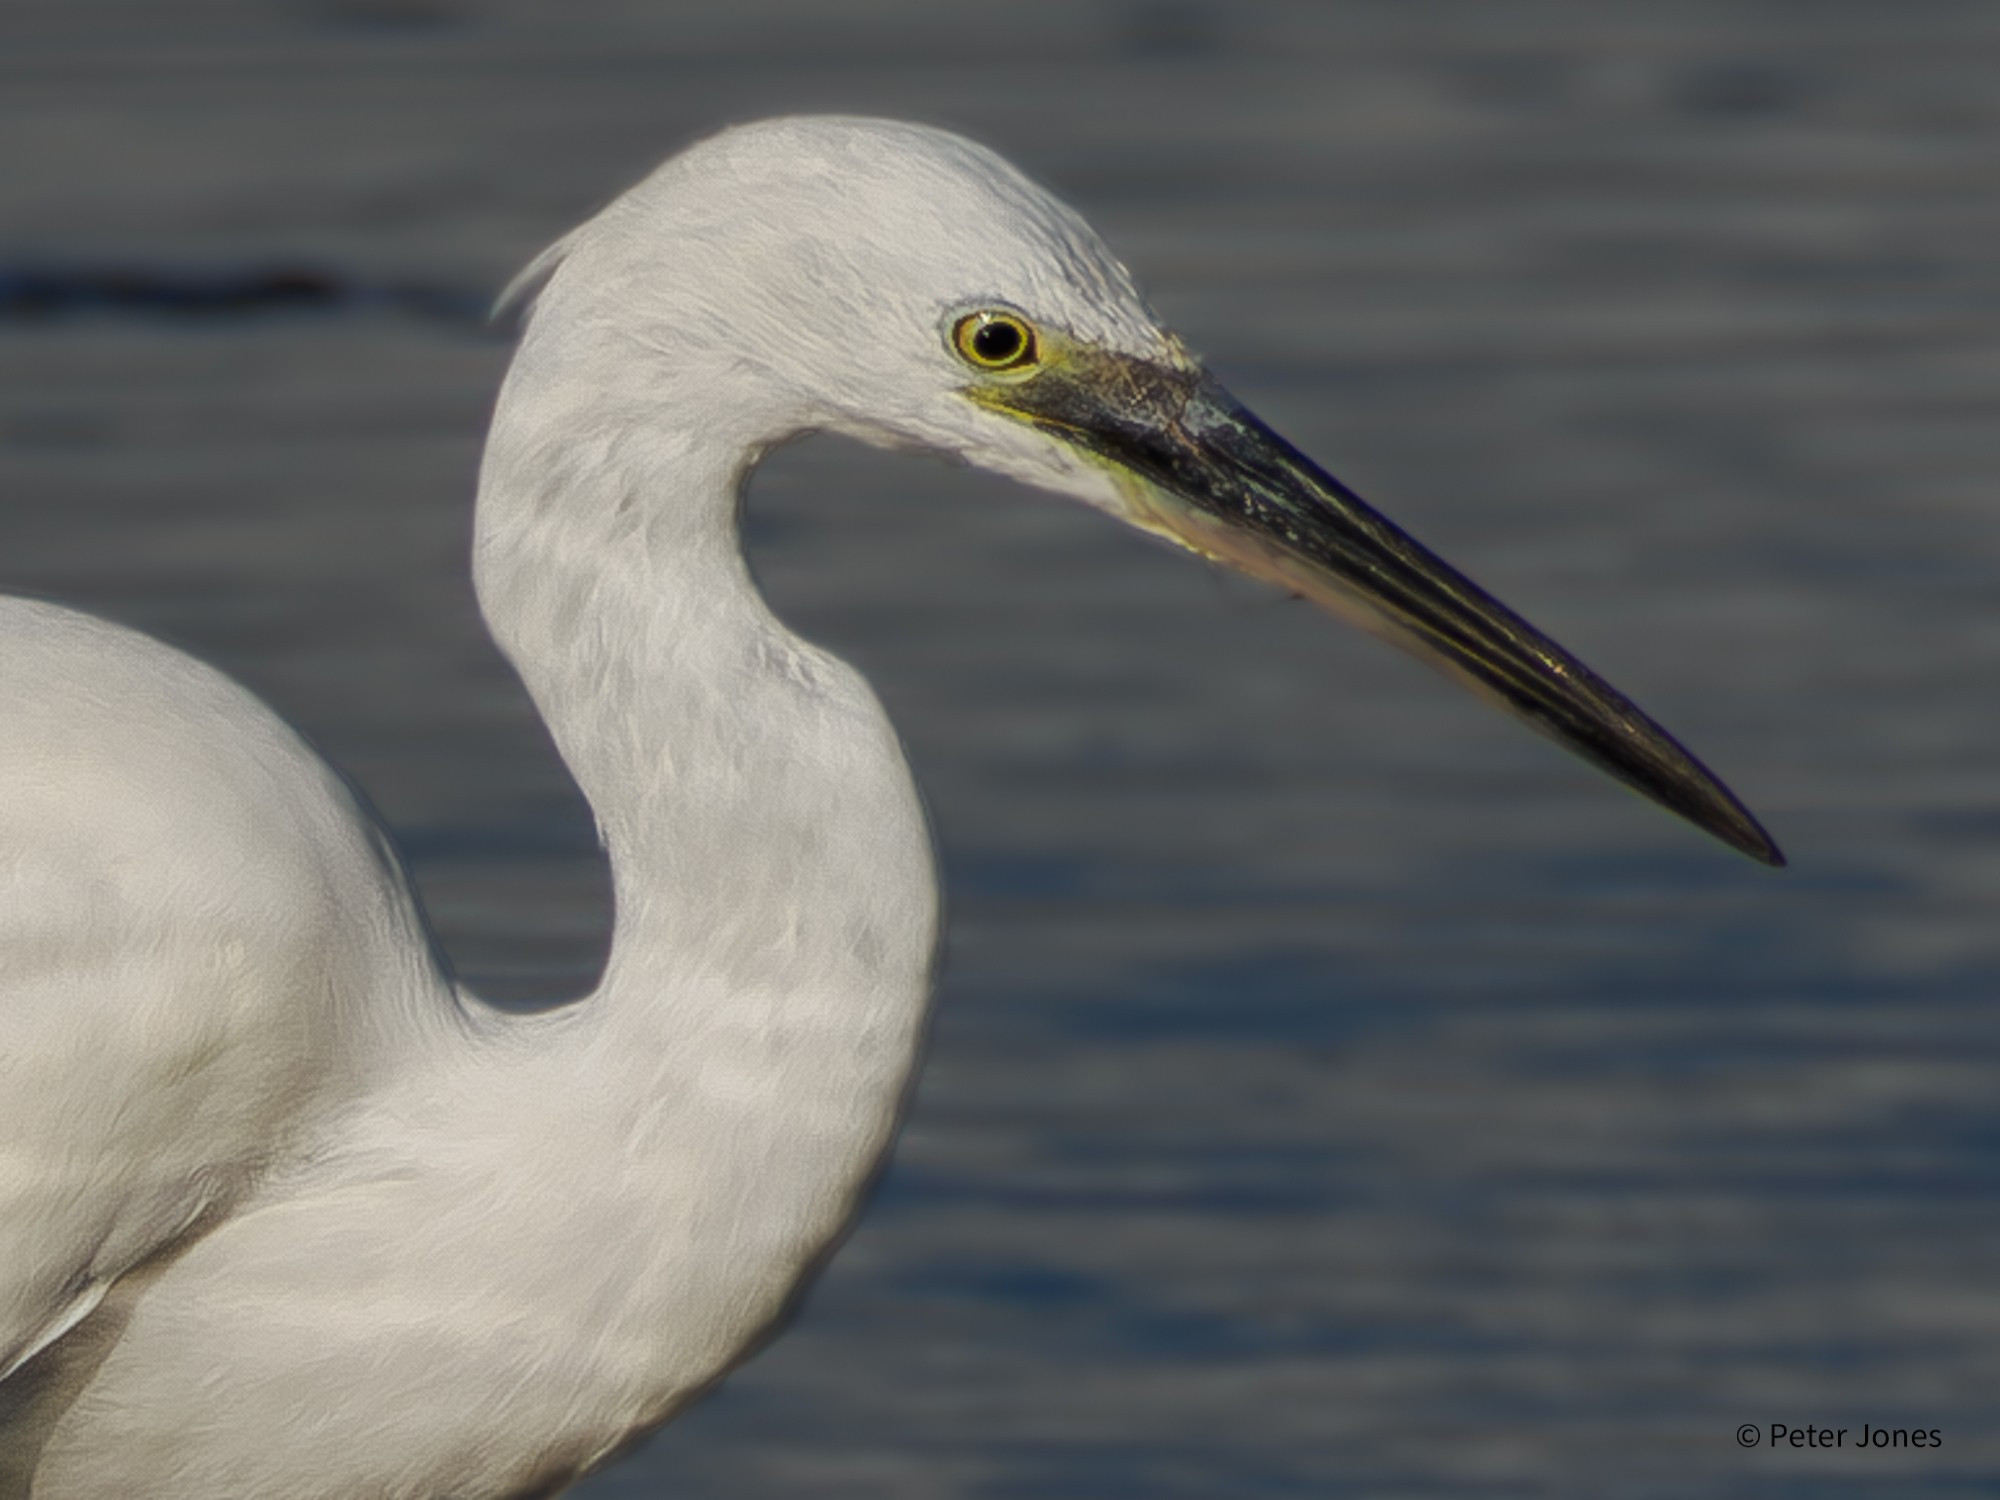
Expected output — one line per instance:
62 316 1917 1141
3 2 1997 1495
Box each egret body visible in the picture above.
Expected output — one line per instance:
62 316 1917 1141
0 117 1780 1497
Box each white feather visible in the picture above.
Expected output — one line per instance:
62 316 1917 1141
2 117 1173 1497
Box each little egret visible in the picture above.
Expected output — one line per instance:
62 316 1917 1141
0 117 1781 1497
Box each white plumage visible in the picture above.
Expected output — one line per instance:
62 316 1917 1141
0 115 1778 1498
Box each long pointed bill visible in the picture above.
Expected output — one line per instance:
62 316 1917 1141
970 350 1784 867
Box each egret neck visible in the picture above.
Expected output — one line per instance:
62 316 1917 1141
473 293 941 1337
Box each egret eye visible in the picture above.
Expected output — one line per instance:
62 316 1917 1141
951 310 1038 372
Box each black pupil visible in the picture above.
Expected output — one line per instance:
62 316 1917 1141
971 319 1025 364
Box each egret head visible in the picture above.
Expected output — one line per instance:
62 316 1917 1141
510 115 1782 867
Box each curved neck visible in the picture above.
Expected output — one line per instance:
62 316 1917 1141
474 323 937 1020
468 325 940 1274
454 319 943 1412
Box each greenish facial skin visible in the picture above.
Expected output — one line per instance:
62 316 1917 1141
966 341 1785 869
